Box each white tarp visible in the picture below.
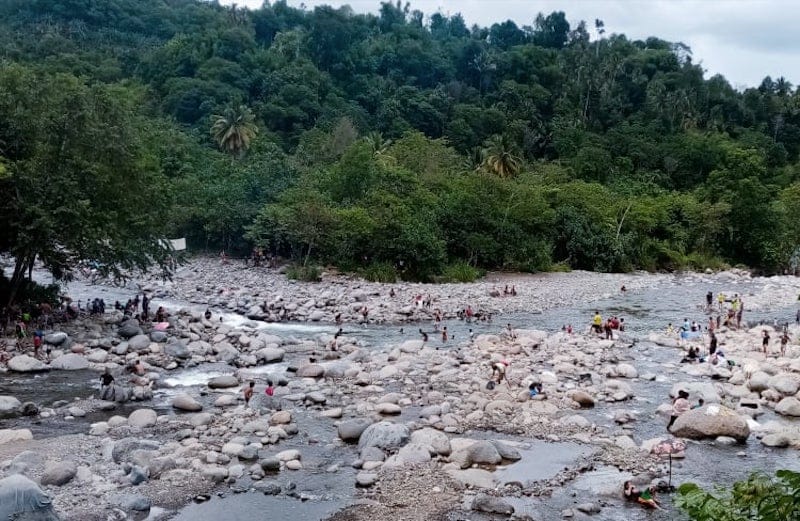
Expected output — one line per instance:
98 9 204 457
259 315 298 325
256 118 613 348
169 238 186 251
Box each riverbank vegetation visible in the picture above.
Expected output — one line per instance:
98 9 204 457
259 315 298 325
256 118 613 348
2 0 800 284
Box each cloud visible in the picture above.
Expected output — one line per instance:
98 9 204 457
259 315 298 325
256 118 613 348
224 0 799 87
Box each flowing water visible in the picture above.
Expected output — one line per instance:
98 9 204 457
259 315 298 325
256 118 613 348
4 271 800 520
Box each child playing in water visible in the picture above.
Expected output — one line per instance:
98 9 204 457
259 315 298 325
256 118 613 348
624 481 663 510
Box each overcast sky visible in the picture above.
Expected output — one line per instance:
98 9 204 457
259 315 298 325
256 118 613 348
224 0 799 88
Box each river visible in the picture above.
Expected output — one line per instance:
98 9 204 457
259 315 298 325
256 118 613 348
4 269 800 520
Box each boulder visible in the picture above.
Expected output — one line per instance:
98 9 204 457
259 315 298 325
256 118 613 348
127 335 151 352
0 396 22 419
615 363 638 379
338 418 373 443
467 440 503 465
775 397 800 417
43 332 68 345
8 355 47 372
670 405 749 442
358 421 410 451
149 331 168 343
49 353 89 370
40 461 78 486
376 402 402 415
128 409 157 428
270 411 292 425
297 364 325 378
172 393 202 411
748 371 771 392
570 391 595 408
0 474 59 521
410 428 451 456
0 429 33 445
165 339 190 359
446 468 497 489
769 375 800 396
355 472 378 487
472 494 514 515
491 441 521 461
391 443 431 465
118 320 143 339
111 438 160 464
257 347 285 363
208 375 239 389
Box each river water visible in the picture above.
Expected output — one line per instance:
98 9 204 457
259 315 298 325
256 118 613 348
4 270 800 520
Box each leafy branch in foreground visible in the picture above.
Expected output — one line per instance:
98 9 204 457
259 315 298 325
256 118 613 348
676 470 800 521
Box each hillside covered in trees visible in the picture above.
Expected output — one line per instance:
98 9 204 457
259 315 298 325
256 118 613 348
2 0 800 284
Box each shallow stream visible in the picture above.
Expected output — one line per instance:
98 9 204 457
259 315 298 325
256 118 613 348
4 271 800 520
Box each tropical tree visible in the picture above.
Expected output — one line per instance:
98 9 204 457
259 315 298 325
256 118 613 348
210 105 258 158
481 134 523 178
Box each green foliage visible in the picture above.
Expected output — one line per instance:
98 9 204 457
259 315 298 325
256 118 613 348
361 262 398 283
285 264 322 282
439 262 485 283
676 470 800 521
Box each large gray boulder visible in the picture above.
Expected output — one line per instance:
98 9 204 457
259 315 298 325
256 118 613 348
0 474 60 520
40 461 78 486
338 419 373 443
0 396 22 419
358 421 410 451
49 353 89 370
8 355 48 372
256 347 285 363
127 335 151 352
118 320 143 339
172 393 202 411
128 409 157 428
0 429 33 445
297 364 325 378
670 382 721 403
410 428 451 456
670 404 750 442
165 339 190 359
775 397 800 417
769 375 800 396
208 375 239 389
43 332 68 345
149 331 168 343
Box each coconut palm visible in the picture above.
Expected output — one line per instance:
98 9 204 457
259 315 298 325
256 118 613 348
481 134 522 178
210 105 258 158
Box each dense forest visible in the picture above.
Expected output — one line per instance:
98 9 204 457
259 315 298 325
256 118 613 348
2 0 800 287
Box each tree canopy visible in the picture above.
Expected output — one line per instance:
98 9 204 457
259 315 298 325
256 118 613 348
2 0 800 285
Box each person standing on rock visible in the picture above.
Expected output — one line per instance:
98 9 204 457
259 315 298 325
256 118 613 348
780 331 790 357
141 294 150 320
762 330 770 355
706 291 713 310
709 331 718 356
441 326 448 342
667 390 691 430
243 381 255 407
718 292 726 311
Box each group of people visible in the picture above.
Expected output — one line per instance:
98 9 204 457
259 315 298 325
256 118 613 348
590 311 625 339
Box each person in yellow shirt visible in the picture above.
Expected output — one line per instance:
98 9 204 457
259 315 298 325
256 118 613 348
717 292 726 311
592 311 602 334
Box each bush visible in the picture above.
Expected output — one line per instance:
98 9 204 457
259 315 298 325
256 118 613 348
439 261 484 283
361 262 397 283
677 470 800 521
285 264 322 282
0 275 60 309
548 261 572 273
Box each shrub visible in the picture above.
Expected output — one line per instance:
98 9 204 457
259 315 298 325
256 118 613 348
676 470 800 521
439 261 484 283
361 262 397 283
285 264 322 282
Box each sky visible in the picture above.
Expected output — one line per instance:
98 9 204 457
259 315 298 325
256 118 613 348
223 0 800 89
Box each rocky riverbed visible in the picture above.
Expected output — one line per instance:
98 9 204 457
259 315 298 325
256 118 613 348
2 263 800 521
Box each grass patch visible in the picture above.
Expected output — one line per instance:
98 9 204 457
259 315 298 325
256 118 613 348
439 261 485 283
548 261 572 273
361 262 398 283
285 264 322 282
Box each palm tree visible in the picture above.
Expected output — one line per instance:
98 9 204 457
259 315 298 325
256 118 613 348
481 134 522 178
210 105 258 158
